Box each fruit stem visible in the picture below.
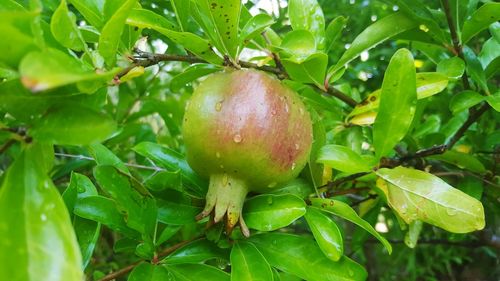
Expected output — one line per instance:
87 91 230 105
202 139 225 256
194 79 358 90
196 173 250 237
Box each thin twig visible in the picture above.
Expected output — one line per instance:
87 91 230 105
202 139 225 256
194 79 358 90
54 152 164 171
0 139 16 154
441 0 471 90
118 50 357 107
97 238 198 281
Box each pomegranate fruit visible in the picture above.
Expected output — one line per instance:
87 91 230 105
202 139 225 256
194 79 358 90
182 69 313 236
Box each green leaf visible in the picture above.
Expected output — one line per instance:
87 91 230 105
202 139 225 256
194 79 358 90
94 165 156 234
166 264 230 281
310 198 392 254
429 150 486 174
461 2 500 44
316 144 372 174
325 16 347 53
50 0 86 51
74 196 140 238
0 144 83 281
485 91 500 112
269 178 314 199
144 170 182 192
373 48 417 159
163 239 229 264
349 72 448 118
73 217 101 269
304 206 343 261
133 142 207 197
288 0 325 49
126 8 222 65
98 0 137 66
240 14 274 45
243 194 306 232
68 0 103 29
249 233 367 281
193 0 241 59
230 241 273 281
280 30 317 62
19 48 112 92
88 143 130 174
170 64 222 92
157 198 202 225
171 0 190 31
376 166 485 233
449 90 484 114
463 46 489 94
404 220 423 248
329 12 417 75
282 53 328 88
29 105 116 146
62 172 98 213
436 57 465 79
128 263 170 281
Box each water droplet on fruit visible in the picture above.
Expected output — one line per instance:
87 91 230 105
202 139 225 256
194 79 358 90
299 108 304 115
216 152 221 158
291 162 296 170
295 143 300 150
284 104 289 113
271 109 277 115
233 134 242 143
40 214 47 221
215 102 222 111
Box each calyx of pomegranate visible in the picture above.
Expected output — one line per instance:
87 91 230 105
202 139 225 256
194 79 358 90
183 69 313 236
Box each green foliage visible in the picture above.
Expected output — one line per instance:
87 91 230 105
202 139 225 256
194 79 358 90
0 0 498 280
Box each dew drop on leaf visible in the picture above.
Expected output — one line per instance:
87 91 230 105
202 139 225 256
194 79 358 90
233 134 242 143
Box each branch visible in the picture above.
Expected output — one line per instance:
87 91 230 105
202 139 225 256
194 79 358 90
441 0 471 90
118 50 357 107
97 238 198 281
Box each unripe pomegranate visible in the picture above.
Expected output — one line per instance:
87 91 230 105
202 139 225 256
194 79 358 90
183 69 313 236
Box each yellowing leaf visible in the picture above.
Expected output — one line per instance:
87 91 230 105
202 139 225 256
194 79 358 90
376 166 485 233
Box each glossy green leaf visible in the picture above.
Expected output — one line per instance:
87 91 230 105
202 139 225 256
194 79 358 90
449 90 484 114
94 165 156 234
305 207 343 261
249 233 367 281
325 16 347 53
156 225 182 246
463 46 489 94
98 0 137 66
461 2 500 43
19 48 112 92
330 12 417 75
126 8 222 65
485 91 500 112
74 196 140 238
166 264 230 281
171 0 190 31
0 144 83 281
128 263 170 281
350 72 448 118
29 105 116 146
376 166 485 233
193 0 241 59
157 198 202 225
88 143 130 174
280 30 317 62
243 194 306 231
144 170 182 192
133 142 207 196
269 178 314 199
50 0 86 51
437 57 465 79
0 16 38 68
479 37 500 69
231 241 273 281
373 48 417 159
240 14 274 45
288 0 325 48
317 144 372 174
163 239 229 264
68 0 103 29
282 52 328 88
310 198 392 254
170 64 222 92
429 150 486 174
